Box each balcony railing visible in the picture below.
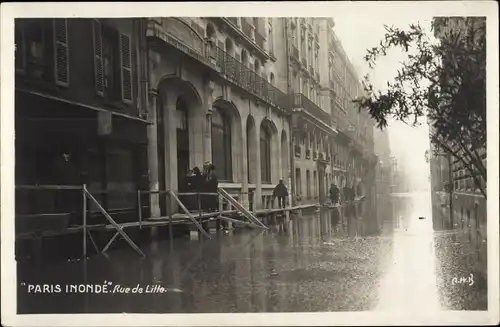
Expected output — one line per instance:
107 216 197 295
291 93 331 126
211 45 290 111
305 149 311 159
294 145 301 157
241 19 253 39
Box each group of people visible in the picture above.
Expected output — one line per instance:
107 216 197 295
182 162 219 212
328 183 357 205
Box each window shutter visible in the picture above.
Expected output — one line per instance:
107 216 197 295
92 19 104 96
15 21 26 73
53 19 69 86
119 33 133 103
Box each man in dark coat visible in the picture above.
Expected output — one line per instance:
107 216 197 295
272 179 289 209
329 183 339 205
202 162 218 212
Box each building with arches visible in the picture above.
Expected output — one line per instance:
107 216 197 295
146 17 291 215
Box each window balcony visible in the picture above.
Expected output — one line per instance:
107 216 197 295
211 45 290 112
294 144 301 157
291 93 331 126
305 149 311 159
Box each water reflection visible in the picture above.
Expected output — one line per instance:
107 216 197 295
17 195 487 314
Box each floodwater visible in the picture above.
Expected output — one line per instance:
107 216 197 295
17 192 487 314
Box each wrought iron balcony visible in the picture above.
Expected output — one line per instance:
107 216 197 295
211 45 290 112
305 149 311 159
294 144 301 157
291 93 331 126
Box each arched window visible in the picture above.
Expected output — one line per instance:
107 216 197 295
211 107 232 182
260 125 271 183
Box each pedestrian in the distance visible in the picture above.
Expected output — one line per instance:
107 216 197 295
272 179 288 209
329 183 339 205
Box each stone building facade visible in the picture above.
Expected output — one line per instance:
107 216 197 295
145 17 291 216
277 17 377 206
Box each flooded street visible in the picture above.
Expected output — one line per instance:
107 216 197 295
17 193 487 314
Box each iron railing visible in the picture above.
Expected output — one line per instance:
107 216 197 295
291 93 331 126
211 46 290 111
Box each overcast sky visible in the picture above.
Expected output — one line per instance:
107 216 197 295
332 13 434 188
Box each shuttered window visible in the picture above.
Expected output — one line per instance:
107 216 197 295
15 20 26 73
53 19 69 86
119 33 133 103
92 19 104 96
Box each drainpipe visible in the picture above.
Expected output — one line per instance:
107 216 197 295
141 18 160 219
284 18 295 207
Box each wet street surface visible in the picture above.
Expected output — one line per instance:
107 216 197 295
17 193 487 314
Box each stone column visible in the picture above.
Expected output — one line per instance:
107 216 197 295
204 80 215 163
254 119 262 210
241 124 250 209
163 89 178 193
147 89 161 218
